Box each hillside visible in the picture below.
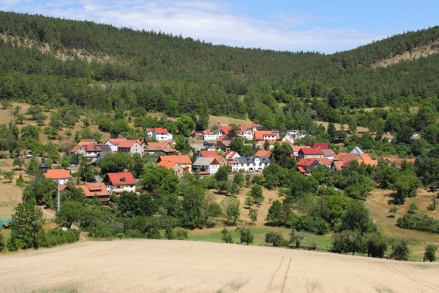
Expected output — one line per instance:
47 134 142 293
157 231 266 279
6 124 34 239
1 240 438 292
0 11 439 128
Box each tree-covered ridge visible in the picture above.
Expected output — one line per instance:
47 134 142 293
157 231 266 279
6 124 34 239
1 11 439 125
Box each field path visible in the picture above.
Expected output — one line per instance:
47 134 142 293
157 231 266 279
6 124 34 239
1 240 439 292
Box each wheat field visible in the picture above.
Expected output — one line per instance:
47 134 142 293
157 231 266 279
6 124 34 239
1 240 438 292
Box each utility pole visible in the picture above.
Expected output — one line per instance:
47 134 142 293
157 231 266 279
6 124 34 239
57 177 60 212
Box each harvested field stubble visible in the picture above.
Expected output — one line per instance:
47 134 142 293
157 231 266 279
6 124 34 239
1 240 439 292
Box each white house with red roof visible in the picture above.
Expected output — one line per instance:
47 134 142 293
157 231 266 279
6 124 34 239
200 129 222 141
105 138 128 152
117 140 144 156
104 172 136 195
193 157 221 175
254 131 280 142
44 169 72 185
146 128 173 141
297 148 324 161
238 126 254 140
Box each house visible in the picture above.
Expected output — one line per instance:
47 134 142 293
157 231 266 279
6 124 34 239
297 158 331 174
201 129 222 141
83 144 112 158
350 146 364 155
292 146 311 158
227 158 241 172
44 169 72 185
78 183 110 205
287 130 311 140
146 128 173 141
105 138 128 152
197 150 219 158
385 156 416 168
254 131 280 143
60 183 110 205
217 125 232 135
282 133 295 145
196 150 228 167
70 145 86 156
104 172 136 195
158 160 185 178
223 150 240 159
217 135 231 151
322 149 335 161
238 126 254 140
145 142 178 155
297 159 323 174
236 156 271 172
255 150 271 157
158 155 193 173
314 143 329 149
117 140 144 156
331 152 376 171
193 157 221 175
297 148 324 161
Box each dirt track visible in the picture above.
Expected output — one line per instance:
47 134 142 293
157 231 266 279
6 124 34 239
1 240 439 293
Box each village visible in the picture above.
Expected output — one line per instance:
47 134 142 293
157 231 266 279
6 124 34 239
51 122 416 205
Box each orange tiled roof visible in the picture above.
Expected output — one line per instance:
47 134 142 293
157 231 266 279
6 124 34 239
255 150 271 157
44 169 72 179
158 160 177 170
254 131 280 141
107 172 136 185
198 150 218 157
159 155 192 165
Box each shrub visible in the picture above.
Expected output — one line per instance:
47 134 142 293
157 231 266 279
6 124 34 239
397 214 439 233
221 228 233 244
265 231 284 247
391 238 410 261
424 244 437 262
0 233 5 252
175 229 188 240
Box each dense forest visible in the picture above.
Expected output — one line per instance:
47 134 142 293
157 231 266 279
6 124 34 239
0 11 439 125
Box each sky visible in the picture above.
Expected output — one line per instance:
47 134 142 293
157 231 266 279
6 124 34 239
2 0 439 53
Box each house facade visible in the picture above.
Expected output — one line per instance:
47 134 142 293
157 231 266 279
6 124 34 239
235 156 271 172
146 128 173 141
117 141 144 156
297 148 324 161
159 155 192 173
104 172 136 195
193 157 221 175
44 169 72 185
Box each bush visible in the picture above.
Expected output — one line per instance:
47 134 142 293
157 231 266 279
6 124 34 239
221 228 233 243
265 231 284 247
424 244 437 262
391 238 410 261
397 213 439 233
175 229 188 240
0 233 5 252
332 230 366 255
294 216 329 235
366 233 387 258
165 226 175 240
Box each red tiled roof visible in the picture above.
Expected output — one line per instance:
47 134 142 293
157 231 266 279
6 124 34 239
108 138 128 145
386 156 416 165
153 128 169 134
118 140 138 148
217 135 230 142
297 166 307 173
297 158 318 167
313 143 329 149
254 131 280 141
158 160 177 170
107 172 136 185
70 145 82 153
159 155 192 165
198 150 218 157
333 153 358 161
218 126 232 134
80 183 110 197
358 154 372 161
332 161 343 171
299 148 324 155
78 139 97 146
255 150 271 157
292 145 311 152
322 149 335 157
358 159 378 167
147 142 171 148
44 169 72 179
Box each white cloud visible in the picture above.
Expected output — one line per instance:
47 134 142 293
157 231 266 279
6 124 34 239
3 0 384 53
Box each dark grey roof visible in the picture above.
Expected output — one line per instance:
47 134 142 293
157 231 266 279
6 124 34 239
237 156 271 164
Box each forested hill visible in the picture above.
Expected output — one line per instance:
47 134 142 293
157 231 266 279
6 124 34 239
1 11 439 130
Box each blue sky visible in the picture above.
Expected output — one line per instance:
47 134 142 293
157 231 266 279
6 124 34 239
2 0 439 53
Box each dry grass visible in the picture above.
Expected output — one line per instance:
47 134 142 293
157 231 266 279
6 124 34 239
372 44 439 68
209 115 253 127
1 240 439 292
315 120 369 132
0 184 23 218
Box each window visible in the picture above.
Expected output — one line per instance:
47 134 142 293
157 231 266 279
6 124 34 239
117 186 120 188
